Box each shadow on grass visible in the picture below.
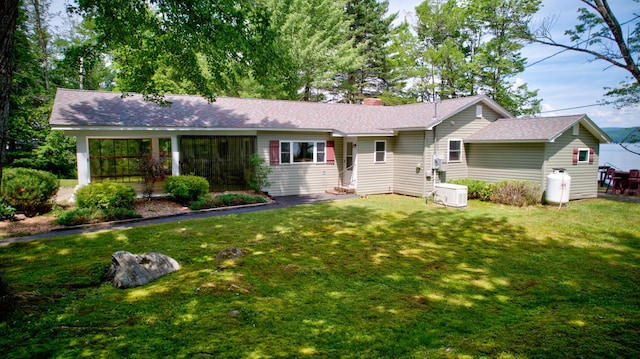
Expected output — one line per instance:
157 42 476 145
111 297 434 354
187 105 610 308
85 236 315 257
1 197 639 358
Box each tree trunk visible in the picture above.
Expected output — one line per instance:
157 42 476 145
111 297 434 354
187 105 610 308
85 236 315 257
31 0 50 91
0 0 20 188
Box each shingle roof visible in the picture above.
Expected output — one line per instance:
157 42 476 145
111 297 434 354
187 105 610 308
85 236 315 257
49 89 510 135
465 115 611 143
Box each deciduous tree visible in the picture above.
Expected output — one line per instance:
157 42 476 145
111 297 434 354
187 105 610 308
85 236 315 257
72 0 291 102
533 0 640 108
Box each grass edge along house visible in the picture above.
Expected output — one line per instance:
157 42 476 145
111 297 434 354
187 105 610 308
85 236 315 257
49 88 611 201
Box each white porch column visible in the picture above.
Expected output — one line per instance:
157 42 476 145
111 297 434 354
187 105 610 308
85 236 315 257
171 135 180 176
76 135 90 186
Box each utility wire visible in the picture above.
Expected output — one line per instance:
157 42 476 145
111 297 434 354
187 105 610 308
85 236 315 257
539 103 602 113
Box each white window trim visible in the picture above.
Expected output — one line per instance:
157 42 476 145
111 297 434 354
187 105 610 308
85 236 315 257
374 140 387 163
279 140 327 164
448 139 463 163
577 147 590 164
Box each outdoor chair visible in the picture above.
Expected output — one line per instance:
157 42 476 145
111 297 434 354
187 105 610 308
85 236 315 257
627 169 640 196
605 168 623 194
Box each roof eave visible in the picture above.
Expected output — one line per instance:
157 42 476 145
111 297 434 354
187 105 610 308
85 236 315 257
465 139 549 144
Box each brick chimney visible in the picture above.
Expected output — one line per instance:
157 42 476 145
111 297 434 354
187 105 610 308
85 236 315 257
363 98 383 106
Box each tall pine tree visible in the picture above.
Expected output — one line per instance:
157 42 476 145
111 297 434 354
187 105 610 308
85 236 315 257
338 0 397 103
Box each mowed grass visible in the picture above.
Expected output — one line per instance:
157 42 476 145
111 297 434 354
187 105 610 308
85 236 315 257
1 195 638 358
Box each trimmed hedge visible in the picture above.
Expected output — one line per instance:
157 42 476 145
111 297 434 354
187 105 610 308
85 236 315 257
1 168 59 216
447 178 495 201
56 207 142 226
164 176 210 204
190 193 267 210
75 183 137 210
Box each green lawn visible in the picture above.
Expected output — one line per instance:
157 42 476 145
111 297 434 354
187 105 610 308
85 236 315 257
1 195 639 358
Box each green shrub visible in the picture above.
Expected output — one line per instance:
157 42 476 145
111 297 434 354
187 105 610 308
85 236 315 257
0 199 16 221
56 207 142 226
1 168 59 216
164 176 209 204
491 180 541 207
75 183 137 210
190 193 267 210
248 154 272 193
447 179 495 201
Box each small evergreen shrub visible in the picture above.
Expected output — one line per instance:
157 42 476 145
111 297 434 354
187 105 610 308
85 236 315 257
0 199 16 221
56 207 142 226
190 193 267 210
1 168 59 216
491 180 541 207
75 183 137 210
447 179 495 201
164 176 209 204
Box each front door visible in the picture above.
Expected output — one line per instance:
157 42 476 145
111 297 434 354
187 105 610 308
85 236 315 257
343 138 357 188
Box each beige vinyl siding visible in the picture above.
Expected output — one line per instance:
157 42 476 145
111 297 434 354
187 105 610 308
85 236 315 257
543 124 600 200
467 143 545 184
356 137 394 195
393 131 428 197
432 106 500 182
257 132 339 197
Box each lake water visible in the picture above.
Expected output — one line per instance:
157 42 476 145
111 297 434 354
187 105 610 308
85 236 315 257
599 143 640 171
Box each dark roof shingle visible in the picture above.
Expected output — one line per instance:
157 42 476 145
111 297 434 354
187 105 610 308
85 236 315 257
49 89 507 135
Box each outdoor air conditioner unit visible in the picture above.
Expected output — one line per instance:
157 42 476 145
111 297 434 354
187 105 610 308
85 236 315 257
434 183 468 208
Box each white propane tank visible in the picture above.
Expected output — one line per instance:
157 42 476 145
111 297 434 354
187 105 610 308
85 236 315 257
546 168 571 204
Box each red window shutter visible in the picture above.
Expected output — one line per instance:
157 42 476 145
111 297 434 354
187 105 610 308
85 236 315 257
269 140 279 165
572 148 578 165
589 148 595 164
326 141 335 164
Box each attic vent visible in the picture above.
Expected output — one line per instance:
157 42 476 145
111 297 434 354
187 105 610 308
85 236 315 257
475 105 483 118
573 124 579 136
363 98 383 106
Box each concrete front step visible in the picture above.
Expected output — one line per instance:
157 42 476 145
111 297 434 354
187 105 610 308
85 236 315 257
325 187 356 195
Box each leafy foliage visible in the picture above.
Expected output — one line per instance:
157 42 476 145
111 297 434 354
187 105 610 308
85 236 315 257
533 0 640 108
189 193 267 210
491 180 542 206
11 130 77 178
56 207 141 226
409 0 541 115
248 154 272 194
264 0 361 101
163 175 210 204
336 0 397 102
447 178 495 201
0 167 59 216
74 182 137 210
72 0 290 101
0 198 16 221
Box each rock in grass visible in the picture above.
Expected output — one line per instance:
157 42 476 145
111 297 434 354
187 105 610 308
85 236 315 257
215 247 248 262
106 251 180 289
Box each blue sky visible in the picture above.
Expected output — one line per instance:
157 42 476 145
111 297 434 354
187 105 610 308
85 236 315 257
389 0 640 128
49 0 638 128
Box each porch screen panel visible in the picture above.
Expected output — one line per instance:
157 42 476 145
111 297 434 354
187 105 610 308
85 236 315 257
179 136 256 192
88 139 151 183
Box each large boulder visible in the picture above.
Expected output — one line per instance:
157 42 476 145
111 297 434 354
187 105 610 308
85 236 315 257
106 251 180 289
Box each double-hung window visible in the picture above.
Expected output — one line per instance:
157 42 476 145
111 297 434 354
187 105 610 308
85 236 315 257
280 141 326 164
374 140 386 163
448 139 462 162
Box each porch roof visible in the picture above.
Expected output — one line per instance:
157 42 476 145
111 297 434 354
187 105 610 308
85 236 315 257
49 89 512 135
